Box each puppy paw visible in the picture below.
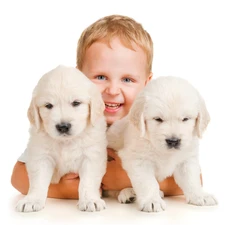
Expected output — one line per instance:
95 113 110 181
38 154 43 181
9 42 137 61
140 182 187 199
118 188 136 204
78 198 106 212
16 197 45 212
139 196 166 212
187 193 218 206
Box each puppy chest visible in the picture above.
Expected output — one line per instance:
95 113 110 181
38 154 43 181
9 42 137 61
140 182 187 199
154 160 178 181
155 166 175 181
55 147 83 174
150 151 187 181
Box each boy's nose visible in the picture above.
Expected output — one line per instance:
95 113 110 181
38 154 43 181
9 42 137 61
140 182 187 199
105 84 120 95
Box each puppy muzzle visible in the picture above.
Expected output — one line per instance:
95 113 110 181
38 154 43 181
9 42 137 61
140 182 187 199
56 123 71 134
165 138 181 149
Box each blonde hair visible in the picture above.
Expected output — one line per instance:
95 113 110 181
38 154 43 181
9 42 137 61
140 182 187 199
76 15 153 73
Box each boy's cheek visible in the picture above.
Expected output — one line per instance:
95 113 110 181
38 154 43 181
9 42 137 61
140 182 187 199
90 82 105 95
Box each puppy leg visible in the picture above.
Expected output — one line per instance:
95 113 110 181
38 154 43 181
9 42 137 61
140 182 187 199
16 156 55 212
78 159 106 212
121 156 166 212
174 158 217 206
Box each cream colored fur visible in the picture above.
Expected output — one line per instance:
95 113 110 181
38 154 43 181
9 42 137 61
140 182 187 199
107 76 217 212
16 66 107 212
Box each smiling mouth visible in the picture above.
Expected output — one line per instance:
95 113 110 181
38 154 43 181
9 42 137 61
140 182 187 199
105 103 122 109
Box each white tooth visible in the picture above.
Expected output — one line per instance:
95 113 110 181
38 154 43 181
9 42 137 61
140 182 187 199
105 103 120 107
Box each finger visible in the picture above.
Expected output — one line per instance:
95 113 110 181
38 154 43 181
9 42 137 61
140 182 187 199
108 149 122 164
107 148 118 159
62 173 79 180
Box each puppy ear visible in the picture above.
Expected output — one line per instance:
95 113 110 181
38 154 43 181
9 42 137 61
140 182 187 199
196 94 210 138
129 94 146 137
89 86 105 126
27 99 41 130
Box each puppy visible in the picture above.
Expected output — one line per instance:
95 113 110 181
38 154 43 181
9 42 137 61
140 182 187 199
16 66 107 212
107 76 217 212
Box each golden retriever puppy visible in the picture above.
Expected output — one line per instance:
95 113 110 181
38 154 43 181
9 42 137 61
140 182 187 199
107 76 217 212
16 66 107 212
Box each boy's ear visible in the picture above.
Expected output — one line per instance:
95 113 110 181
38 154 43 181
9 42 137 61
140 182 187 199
145 72 153 85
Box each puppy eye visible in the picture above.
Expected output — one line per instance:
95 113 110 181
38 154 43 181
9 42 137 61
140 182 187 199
182 118 189 122
154 117 163 123
45 103 53 109
72 101 81 107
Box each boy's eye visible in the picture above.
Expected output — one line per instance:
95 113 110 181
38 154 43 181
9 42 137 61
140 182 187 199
122 77 132 83
96 75 107 80
182 117 189 122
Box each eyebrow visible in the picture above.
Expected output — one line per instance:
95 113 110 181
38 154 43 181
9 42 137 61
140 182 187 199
87 69 106 75
123 73 141 79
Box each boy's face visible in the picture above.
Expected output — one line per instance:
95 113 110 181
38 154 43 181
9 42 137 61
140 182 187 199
81 37 151 125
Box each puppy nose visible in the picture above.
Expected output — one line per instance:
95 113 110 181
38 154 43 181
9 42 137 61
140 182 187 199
166 138 181 148
56 123 71 133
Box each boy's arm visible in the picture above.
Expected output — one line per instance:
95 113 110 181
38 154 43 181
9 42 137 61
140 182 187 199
102 149 184 196
11 161 79 199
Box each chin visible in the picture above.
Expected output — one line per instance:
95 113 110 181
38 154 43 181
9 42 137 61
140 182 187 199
105 110 128 125
106 116 121 125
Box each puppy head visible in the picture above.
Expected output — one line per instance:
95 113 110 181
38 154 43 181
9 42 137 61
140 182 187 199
129 76 210 152
28 65 105 140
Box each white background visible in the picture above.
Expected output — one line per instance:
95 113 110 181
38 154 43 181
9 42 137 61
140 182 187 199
1 0 224 224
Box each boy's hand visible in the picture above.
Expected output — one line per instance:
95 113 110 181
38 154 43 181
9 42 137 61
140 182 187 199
58 173 80 188
55 173 80 199
60 173 79 181
101 149 132 191
59 173 102 197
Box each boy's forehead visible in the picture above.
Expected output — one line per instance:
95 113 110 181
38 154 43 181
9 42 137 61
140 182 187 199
89 37 142 53
83 37 148 71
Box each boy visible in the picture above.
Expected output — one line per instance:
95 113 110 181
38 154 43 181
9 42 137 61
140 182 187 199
11 15 183 199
